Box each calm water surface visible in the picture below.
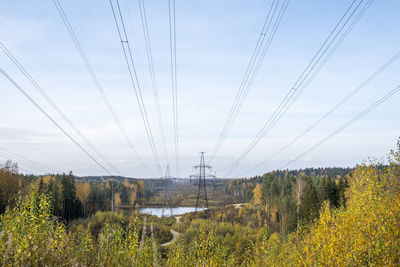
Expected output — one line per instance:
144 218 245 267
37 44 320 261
139 207 205 217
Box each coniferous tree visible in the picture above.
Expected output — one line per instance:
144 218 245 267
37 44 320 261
46 178 61 217
337 177 348 207
318 176 339 207
60 172 82 221
299 178 320 224
38 178 44 194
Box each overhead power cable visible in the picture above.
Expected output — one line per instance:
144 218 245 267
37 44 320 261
109 0 163 176
281 83 400 169
208 0 290 164
0 147 58 174
274 0 374 123
52 0 155 177
225 0 373 176
0 153 43 175
168 0 179 177
0 41 121 175
0 67 113 175
138 0 169 165
0 129 62 171
242 50 400 175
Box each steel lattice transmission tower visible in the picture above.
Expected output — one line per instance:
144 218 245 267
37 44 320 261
192 152 215 213
161 165 173 217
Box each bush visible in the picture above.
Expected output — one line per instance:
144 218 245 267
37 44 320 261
0 192 70 265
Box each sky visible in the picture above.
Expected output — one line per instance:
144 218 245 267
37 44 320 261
0 0 399 178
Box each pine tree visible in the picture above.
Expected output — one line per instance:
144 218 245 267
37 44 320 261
299 178 320 224
337 177 348 207
318 177 339 207
60 172 82 221
38 178 44 194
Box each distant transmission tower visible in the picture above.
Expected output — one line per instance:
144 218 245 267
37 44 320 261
192 152 215 213
161 165 173 217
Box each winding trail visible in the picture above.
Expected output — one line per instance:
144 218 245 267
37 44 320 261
175 215 182 223
226 203 246 209
161 216 182 247
161 229 181 247
160 206 245 246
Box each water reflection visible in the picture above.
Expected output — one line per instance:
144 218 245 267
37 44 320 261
139 207 206 217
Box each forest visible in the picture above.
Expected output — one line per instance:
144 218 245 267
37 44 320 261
0 140 399 266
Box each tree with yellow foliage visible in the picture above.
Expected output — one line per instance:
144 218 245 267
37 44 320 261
76 182 90 215
114 193 121 210
252 138 400 266
123 178 138 206
253 183 262 206
138 180 145 198
0 162 28 213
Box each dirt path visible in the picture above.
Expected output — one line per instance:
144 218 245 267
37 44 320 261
160 216 183 247
226 203 246 209
175 216 182 224
161 229 181 247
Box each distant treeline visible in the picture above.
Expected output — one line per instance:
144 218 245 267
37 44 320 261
0 162 353 224
270 166 353 179
0 161 144 222
225 167 353 203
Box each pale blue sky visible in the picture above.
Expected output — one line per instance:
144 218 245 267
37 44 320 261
0 0 399 177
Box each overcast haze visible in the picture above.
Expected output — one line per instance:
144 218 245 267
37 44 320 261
0 0 399 178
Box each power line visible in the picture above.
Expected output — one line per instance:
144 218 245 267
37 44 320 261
109 0 163 176
242 50 400 175
208 0 289 165
0 67 113 175
0 154 43 175
275 0 374 121
168 0 179 177
0 129 62 171
281 83 400 169
138 0 170 166
52 0 154 177
0 147 58 174
0 41 121 176
225 0 373 176
239 0 374 167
